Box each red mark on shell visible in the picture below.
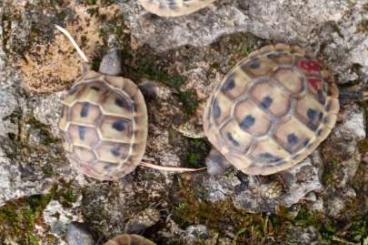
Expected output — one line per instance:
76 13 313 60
308 78 322 91
299 60 321 72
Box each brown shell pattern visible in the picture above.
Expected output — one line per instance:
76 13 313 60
59 71 148 181
104 234 156 245
203 44 339 175
138 0 216 17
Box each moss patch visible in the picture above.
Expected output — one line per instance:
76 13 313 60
0 194 51 245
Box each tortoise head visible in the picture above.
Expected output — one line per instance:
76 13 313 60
99 49 123 76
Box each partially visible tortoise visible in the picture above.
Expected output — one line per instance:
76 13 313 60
104 234 156 245
203 43 340 176
138 0 216 17
56 25 202 181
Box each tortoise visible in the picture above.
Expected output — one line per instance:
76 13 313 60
138 0 216 17
56 25 203 181
104 234 156 245
203 43 342 176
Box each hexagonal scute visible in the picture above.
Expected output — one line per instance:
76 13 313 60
220 71 252 100
99 116 133 142
273 117 315 154
240 56 277 78
76 81 110 105
72 146 97 164
273 68 305 94
100 91 134 118
70 102 102 126
220 120 252 154
295 94 325 131
95 142 130 163
265 51 295 65
250 139 290 167
250 80 292 117
67 124 100 148
234 99 271 137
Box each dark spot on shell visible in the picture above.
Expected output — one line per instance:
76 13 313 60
323 117 329 124
80 102 90 118
317 90 326 105
79 126 86 140
303 139 310 147
307 122 318 131
68 86 79 95
103 163 115 171
111 146 121 157
222 76 236 92
260 96 273 109
212 99 221 119
326 101 332 111
287 133 299 146
292 154 301 160
317 129 322 136
226 132 239 146
267 52 283 59
256 153 282 164
239 115 255 130
318 112 324 120
307 109 317 121
115 97 132 111
112 120 127 132
91 86 100 91
248 58 261 69
168 0 177 9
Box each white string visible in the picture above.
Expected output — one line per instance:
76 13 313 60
140 161 206 173
55 25 89 63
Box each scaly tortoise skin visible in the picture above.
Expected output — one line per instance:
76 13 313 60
138 0 216 17
203 43 339 175
104 234 156 245
59 70 148 181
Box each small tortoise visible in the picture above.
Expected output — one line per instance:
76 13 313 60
203 44 340 176
104 234 156 245
56 25 202 181
138 0 216 17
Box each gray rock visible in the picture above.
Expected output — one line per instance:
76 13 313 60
66 222 95 245
198 152 322 213
121 0 368 82
125 208 161 234
185 225 209 240
232 153 323 213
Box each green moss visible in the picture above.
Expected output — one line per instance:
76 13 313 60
183 139 210 168
357 19 368 33
0 194 53 244
177 90 199 115
172 177 269 243
0 182 80 244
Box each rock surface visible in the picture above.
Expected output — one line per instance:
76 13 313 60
0 0 367 244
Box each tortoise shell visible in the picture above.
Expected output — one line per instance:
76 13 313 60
59 70 148 181
138 0 216 17
104 234 156 245
203 44 339 175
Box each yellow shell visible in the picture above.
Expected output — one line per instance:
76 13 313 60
138 0 216 17
59 70 148 181
104 234 156 245
203 44 339 175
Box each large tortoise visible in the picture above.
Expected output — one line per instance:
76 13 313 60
138 0 216 17
203 43 341 176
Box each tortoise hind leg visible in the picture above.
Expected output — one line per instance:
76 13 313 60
206 148 232 176
339 90 368 104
